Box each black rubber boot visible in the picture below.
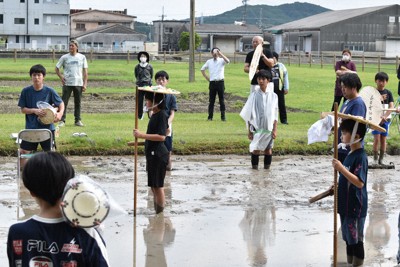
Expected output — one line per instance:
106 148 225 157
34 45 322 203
264 154 272 169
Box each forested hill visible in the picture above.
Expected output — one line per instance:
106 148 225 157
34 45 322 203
200 2 329 27
135 2 330 37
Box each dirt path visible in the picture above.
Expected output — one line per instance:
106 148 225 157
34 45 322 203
0 80 246 114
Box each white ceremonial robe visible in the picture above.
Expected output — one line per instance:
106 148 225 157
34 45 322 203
240 83 279 152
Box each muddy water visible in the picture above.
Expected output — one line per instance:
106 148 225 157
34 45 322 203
1 155 399 266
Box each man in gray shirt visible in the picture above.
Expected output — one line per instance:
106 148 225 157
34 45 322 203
55 40 88 127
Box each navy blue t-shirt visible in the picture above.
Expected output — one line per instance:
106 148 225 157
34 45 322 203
18 85 63 131
164 94 178 119
7 216 109 267
337 148 368 218
145 110 168 154
338 96 366 157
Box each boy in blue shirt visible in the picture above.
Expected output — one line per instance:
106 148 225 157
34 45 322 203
371 72 397 165
332 117 369 266
18 64 64 157
337 73 366 163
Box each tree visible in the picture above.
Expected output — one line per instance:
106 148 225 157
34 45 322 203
178 32 202 51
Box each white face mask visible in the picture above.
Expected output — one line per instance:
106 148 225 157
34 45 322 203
140 57 147 63
342 55 350 62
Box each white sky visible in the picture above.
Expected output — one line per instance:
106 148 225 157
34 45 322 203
70 0 398 23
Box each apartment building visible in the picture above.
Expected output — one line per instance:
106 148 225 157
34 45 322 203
0 0 70 50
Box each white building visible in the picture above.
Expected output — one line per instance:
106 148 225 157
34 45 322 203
0 0 70 50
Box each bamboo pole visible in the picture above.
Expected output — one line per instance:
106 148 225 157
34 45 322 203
333 103 339 266
134 86 139 217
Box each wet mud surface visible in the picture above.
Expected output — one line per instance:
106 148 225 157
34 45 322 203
1 154 400 266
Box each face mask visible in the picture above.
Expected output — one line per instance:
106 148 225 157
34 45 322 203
140 57 147 63
342 55 350 62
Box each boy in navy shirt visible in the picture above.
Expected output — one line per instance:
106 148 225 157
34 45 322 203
7 152 109 267
332 117 368 266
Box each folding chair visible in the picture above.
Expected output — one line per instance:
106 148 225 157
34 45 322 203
16 129 54 218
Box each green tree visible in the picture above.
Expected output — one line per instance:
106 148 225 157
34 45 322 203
178 32 202 51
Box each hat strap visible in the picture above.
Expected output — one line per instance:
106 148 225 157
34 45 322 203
337 121 362 150
149 94 164 110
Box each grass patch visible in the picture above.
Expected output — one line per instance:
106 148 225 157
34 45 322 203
1 58 399 155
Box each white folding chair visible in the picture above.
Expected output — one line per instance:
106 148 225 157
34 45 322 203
16 129 54 218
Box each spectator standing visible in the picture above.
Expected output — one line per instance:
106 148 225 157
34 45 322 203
337 73 366 163
135 51 153 119
331 49 357 111
55 39 88 127
271 52 289 124
201 47 230 121
371 72 398 165
18 64 64 157
397 64 400 96
244 36 274 93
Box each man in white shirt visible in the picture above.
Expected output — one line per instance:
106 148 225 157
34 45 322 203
55 40 88 127
201 47 230 121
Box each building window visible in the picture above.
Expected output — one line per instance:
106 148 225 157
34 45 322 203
93 42 103 47
26 36 30 43
34 0 39 3
16 36 20 43
344 45 364 52
34 18 39 25
0 15 3 24
164 27 173 34
76 23 86 31
20 0 25 2
389 16 395 23
14 18 25 24
98 22 107 26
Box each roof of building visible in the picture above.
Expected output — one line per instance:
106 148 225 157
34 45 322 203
195 23 262 34
73 24 145 39
71 9 136 21
267 5 396 31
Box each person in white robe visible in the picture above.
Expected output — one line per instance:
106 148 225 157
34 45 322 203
240 69 279 169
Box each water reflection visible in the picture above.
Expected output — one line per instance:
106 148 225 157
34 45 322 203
239 176 276 266
365 180 391 260
143 214 175 267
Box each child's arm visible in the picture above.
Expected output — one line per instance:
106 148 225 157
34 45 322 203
332 158 364 188
382 101 395 121
133 129 166 142
247 122 253 140
168 110 175 125
272 120 278 139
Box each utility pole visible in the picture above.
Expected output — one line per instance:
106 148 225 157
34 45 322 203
159 6 167 52
242 0 249 24
189 0 195 82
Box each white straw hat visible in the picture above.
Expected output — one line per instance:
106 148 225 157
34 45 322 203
337 112 386 132
38 108 56 125
138 85 180 95
61 181 110 228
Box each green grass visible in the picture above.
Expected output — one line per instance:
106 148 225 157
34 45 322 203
1 58 399 156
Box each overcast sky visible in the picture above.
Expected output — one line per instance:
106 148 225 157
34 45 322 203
70 0 397 23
